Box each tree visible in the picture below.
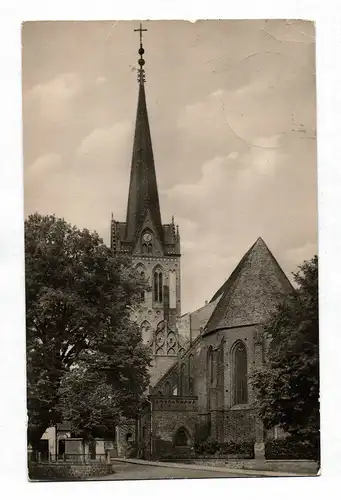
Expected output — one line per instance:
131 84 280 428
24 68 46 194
56 324 151 441
252 255 319 443
26 213 150 449
56 363 121 441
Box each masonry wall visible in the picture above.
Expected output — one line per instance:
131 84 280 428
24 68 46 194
203 324 263 443
152 323 265 445
151 397 198 458
177 298 220 344
29 462 113 480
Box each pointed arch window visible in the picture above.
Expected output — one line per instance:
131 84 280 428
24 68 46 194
136 264 146 302
140 270 145 301
188 354 194 395
180 363 186 396
153 269 163 303
232 341 248 405
164 381 172 396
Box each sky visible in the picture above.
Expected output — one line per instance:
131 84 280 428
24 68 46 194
22 20 317 314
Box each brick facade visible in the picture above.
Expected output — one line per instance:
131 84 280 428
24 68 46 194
110 44 293 460
136 239 293 460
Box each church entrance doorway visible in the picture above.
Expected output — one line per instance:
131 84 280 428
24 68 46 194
173 427 191 447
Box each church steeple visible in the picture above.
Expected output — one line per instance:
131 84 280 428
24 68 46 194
110 24 181 384
125 24 163 244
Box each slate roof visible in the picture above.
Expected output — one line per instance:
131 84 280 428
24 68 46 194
125 80 163 244
204 237 293 334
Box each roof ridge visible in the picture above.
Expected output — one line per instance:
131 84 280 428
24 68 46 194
209 241 256 303
205 237 293 334
205 244 254 333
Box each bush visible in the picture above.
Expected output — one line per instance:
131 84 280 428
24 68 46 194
194 437 219 455
194 439 254 458
219 441 255 458
265 437 319 460
193 422 211 446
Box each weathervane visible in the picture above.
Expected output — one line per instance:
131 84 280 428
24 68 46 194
134 22 147 83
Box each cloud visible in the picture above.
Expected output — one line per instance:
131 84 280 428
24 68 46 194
26 153 62 179
24 152 65 215
24 121 134 237
76 122 131 160
161 140 316 310
66 122 133 234
284 241 317 267
25 73 81 123
95 76 107 85
178 48 315 153
22 21 317 313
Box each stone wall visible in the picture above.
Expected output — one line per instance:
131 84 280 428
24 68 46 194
152 408 198 458
28 463 114 481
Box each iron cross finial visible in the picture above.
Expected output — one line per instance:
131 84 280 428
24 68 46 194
134 23 148 84
134 22 148 47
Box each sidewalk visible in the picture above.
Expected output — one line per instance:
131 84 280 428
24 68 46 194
111 457 318 477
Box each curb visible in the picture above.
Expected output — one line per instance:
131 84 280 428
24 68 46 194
111 458 316 477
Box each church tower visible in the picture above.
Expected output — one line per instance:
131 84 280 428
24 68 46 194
111 25 182 385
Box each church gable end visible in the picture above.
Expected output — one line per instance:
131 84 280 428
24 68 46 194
205 237 293 334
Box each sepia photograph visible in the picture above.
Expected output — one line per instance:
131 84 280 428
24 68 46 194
22 19 318 481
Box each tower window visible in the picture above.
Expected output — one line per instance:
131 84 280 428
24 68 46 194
140 271 145 301
153 270 163 302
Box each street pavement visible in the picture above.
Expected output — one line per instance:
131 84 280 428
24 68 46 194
94 460 259 480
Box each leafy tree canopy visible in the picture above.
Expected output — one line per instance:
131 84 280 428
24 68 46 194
26 213 150 447
252 255 319 442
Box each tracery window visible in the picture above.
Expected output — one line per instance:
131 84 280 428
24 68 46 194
153 269 163 302
232 341 248 405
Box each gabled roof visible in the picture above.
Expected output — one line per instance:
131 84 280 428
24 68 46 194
204 237 293 334
125 80 163 245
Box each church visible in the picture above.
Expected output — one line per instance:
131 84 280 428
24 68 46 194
110 26 294 460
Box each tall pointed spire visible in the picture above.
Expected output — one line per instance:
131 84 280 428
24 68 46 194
125 23 163 243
